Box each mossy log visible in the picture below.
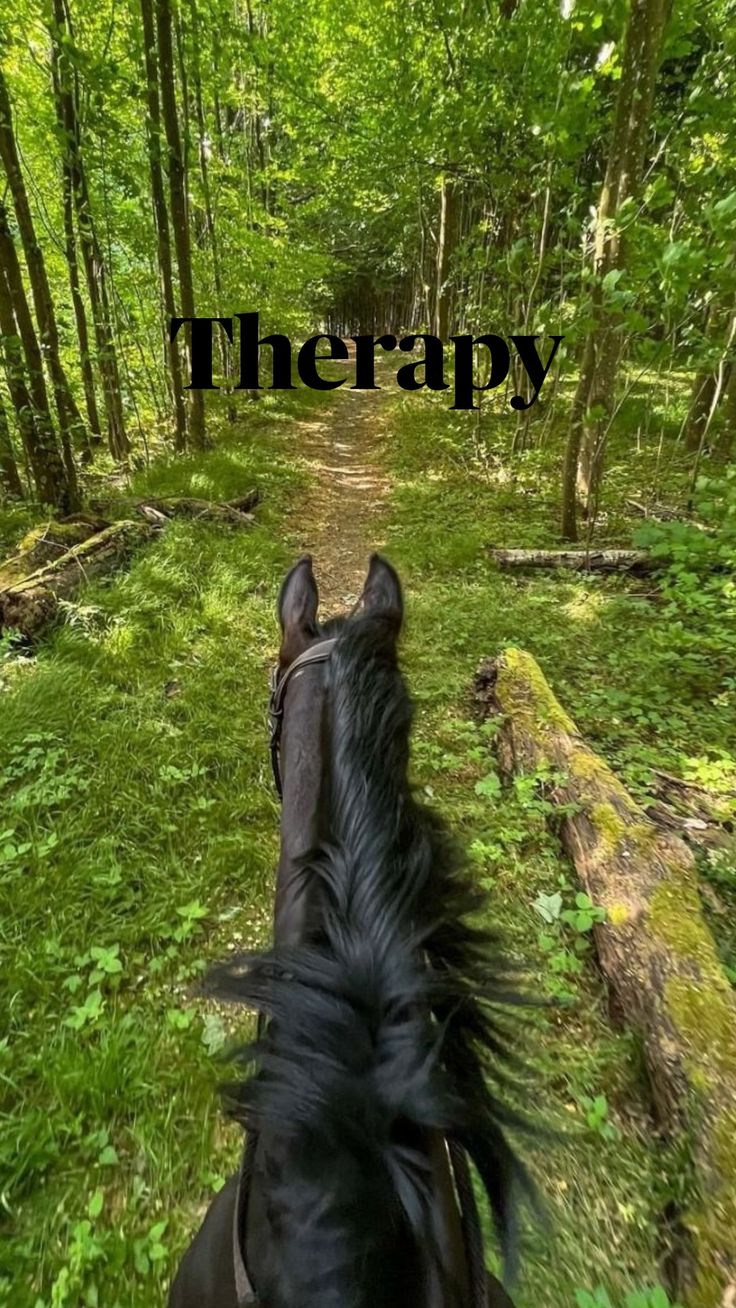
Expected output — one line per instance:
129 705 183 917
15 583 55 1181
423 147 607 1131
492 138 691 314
474 648 736 1307
489 547 655 573
0 517 109 589
0 520 152 638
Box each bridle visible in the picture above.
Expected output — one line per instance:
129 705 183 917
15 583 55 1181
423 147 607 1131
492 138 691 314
268 637 338 800
234 638 338 1305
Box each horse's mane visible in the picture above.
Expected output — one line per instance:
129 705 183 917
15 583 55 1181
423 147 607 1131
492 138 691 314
209 609 532 1297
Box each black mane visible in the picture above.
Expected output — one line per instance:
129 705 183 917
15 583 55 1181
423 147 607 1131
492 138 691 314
210 609 532 1302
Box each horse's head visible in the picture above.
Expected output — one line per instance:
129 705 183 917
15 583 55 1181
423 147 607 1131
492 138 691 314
211 554 528 1308
271 553 402 943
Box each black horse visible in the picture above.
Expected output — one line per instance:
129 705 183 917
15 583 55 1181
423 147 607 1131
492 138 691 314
169 554 531 1308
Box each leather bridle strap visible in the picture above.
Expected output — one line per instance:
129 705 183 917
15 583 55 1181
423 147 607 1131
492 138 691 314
268 637 338 800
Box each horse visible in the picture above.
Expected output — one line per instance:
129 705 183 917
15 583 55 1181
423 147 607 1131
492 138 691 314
168 553 532 1308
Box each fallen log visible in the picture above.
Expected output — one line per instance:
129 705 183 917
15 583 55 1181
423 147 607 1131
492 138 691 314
0 517 109 589
0 520 152 638
474 648 736 1307
87 488 260 526
136 491 260 525
489 547 655 573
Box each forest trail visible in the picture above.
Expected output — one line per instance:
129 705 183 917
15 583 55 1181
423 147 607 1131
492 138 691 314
287 377 391 608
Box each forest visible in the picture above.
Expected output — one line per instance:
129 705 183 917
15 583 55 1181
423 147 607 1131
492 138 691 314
1 0 735 1305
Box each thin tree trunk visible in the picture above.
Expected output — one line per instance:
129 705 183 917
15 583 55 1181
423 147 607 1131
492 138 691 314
434 172 457 340
190 0 227 379
684 300 736 451
52 0 129 462
140 0 187 449
156 0 206 447
0 264 42 489
0 208 76 512
0 63 84 492
0 389 24 498
719 361 736 457
684 371 718 452
50 53 101 455
562 0 668 538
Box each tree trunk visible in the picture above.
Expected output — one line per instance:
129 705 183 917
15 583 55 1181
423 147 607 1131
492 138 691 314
156 0 207 448
561 335 595 541
52 0 130 463
474 649 736 1307
562 0 668 538
0 390 24 498
489 547 655 573
684 302 736 453
719 361 736 457
50 50 101 453
191 0 227 378
0 520 152 638
0 206 75 512
684 370 718 452
434 172 457 340
140 0 187 450
0 63 84 495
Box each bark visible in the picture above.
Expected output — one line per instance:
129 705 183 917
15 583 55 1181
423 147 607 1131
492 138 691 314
50 52 101 452
474 649 736 1307
0 521 152 638
0 208 74 511
52 0 129 462
562 0 668 537
0 390 24 498
156 0 207 448
489 547 655 573
140 0 187 449
0 63 84 496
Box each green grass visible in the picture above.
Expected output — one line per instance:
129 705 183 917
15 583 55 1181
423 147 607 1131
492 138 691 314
0 399 314 1308
380 388 734 1307
1 378 732 1307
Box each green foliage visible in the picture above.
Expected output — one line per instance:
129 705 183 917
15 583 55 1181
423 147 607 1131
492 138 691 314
0 413 296 1307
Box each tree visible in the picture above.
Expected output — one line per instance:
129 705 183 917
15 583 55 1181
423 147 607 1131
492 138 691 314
561 0 669 540
50 38 101 453
50 0 130 462
156 0 206 448
0 61 86 481
0 206 76 511
0 388 23 498
140 0 187 449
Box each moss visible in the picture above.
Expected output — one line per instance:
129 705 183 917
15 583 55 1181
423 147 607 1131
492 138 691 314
608 901 632 927
649 882 729 982
18 521 92 552
1 521 104 589
589 801 629 851
499 646 577 734
684 1103 736 1308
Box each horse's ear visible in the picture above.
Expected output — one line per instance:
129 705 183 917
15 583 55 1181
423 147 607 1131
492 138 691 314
358 554 403 633
278 555 319 665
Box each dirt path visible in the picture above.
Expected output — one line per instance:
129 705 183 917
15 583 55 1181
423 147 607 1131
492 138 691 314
287 382 391 609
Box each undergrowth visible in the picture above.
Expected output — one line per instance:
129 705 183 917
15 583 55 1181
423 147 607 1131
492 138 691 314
0 378 733 1306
